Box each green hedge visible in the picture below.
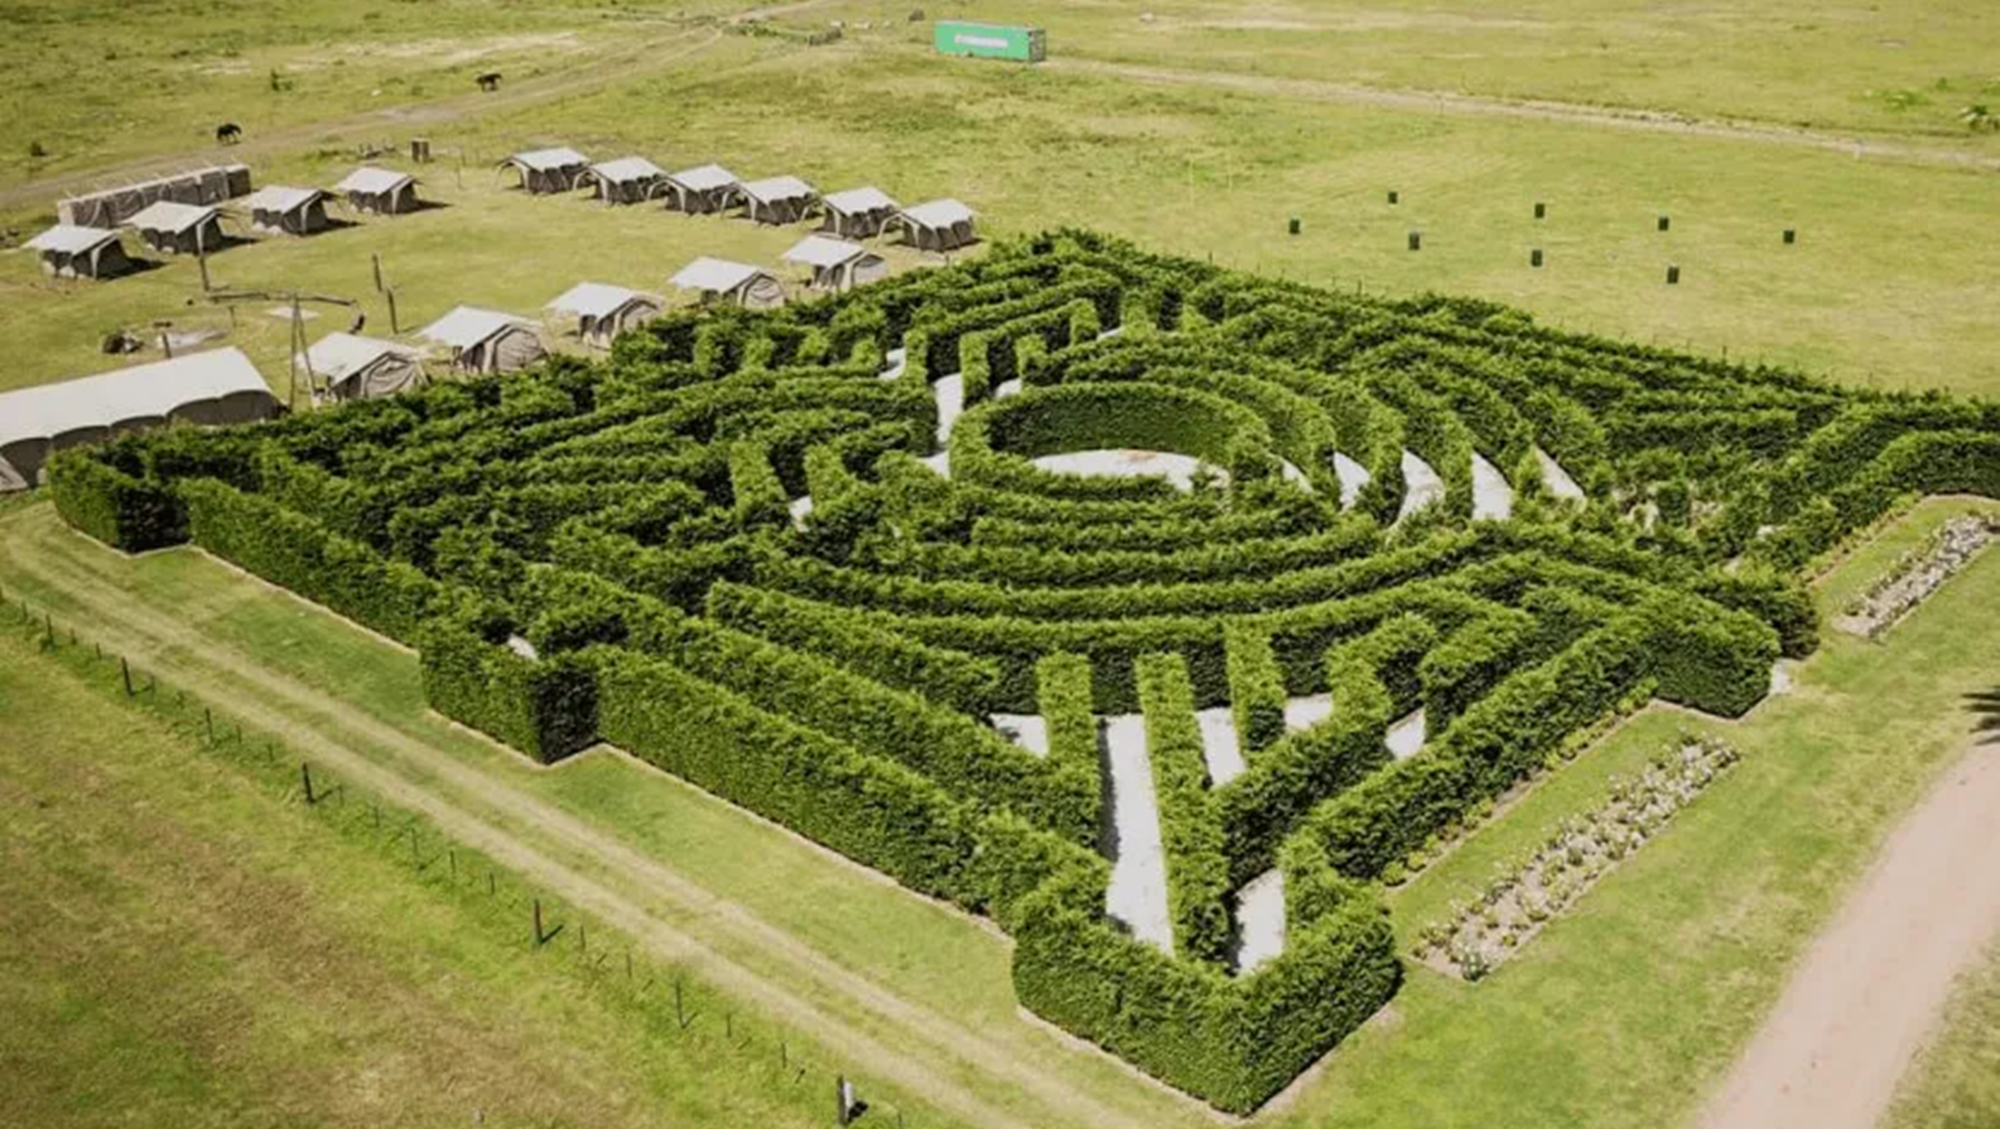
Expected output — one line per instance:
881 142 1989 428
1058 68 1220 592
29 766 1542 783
418 614 598 764
49 450 186 552
1224 624 1287 754
1136 653 1233 966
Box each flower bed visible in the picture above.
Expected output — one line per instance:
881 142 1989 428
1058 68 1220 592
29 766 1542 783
1835 513 1998 639
1412 735 1740 981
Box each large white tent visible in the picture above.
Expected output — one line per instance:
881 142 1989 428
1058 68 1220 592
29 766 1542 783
546 282 663 346
0 348 277 491
25 225 133 279
891 198 978 252
299 332 426 403
669 257 785 309
782 235 887 292
818 186 900 239
416 306 547 373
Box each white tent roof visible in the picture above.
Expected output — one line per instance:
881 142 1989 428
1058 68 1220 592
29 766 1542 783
590 156 666 183
821 186 899 214
783 235 869 269
335 166 417 195
0 348 271 449
298 333 417 382
506 147 590 171
900 198 975 229
547 282 657 319
242 186 327 214
670 257 771 294
738 175 817 204
416 306 534 350
26 225 121 255
125 200 222 234
669 164 737 192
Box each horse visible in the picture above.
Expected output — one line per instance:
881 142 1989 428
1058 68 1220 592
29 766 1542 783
216 122 242 145
476 72 502 93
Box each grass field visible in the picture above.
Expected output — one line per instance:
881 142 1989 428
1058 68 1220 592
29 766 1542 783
0 612 939 1129
1886 939 2000 1129
6 18 2000 400
2 489 1996 1128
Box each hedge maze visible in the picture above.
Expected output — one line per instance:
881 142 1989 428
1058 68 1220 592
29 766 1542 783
49 231 2000 1112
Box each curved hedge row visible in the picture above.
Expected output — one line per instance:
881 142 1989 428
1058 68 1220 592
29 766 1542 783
42 228 1997 1115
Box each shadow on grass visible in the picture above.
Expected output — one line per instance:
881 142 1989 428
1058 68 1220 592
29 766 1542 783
1967 689 2000 743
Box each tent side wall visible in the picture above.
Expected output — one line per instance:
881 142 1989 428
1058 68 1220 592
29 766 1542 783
822 207 894 239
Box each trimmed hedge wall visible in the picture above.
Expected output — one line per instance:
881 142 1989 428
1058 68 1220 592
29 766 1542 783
1137 653 1234 965
48 449 186 552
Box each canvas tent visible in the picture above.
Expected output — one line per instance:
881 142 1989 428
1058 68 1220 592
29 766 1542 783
546 282 663 347
335 167 421 215
58 164 251 228
891 198 978 252
580 157 667 205
25 225 133 279
500 147 591 195
416 306 547 374
670 257 785 310
783 235 888 293
299 332 425 403
242 186 330 236
736 175 818 225
0 348 277 492
662 164 739 214
818 186 900 239
125 201 226 255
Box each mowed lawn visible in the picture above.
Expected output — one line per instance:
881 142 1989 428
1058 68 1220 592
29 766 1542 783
6 29 1999 399
2 494 1998 1128
0 624 900 1129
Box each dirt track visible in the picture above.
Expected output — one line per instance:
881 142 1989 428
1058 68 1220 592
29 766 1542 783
1054 59 2000 174
1691 737 2000 1129
0 506 1174 1129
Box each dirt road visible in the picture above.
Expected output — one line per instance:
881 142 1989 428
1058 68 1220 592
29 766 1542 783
0 506 1178 1129
1054 59 2000 174
1691 737 2000 1129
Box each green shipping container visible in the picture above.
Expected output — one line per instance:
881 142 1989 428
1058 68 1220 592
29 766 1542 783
933 20 1046 63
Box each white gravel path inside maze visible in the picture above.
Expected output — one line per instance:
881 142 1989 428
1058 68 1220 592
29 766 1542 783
1285 692 1333 730
1397 450 1445 520
1535 446 1586 501
787 494 813 529
1332 452 1372 512
1233 869 1287 974
1031 449 1220 491
933 373 965 447
1195 706 1246 786
880 346 907 382
988 713 1049 757
1101 712 1175 954
1471 451 1514 521
1387 708 1427 759
1280 460 1314 494
995 378 1023 399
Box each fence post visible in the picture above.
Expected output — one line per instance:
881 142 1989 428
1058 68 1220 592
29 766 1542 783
121 657 134 696
534 898 545 945
674 978 686 1027
301 762 317 805
204 707 214 744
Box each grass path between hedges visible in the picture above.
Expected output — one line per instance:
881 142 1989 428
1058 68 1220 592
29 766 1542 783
3 496 1999 1127
0 617 913 1129
0 506 1199 1129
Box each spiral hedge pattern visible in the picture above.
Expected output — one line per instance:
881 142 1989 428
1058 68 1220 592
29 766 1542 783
50 230 2000 1112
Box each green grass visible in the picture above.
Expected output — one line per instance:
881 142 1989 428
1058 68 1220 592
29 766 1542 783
1885 939 2000 1129
7 28 2000 399
3 491 1998 1127
0 608 928 1129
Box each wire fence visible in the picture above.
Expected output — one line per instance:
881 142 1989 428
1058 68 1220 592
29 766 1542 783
0 582 911 1128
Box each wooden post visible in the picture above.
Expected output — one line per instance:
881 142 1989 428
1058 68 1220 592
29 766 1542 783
121 656 134 696
301 762 317 805
204 707 214 743
674 978 686 1027
408 824 420 869
371 253 383 294
386 287 400 334
533 898 546 945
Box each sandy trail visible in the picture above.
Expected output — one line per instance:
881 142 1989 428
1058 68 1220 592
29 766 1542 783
0 509 1171 1129
1052 60 2000 174
1692 737 2000 1129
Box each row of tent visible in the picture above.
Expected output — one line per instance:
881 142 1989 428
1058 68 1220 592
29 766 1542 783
496 146 979 252
24 166 425 280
